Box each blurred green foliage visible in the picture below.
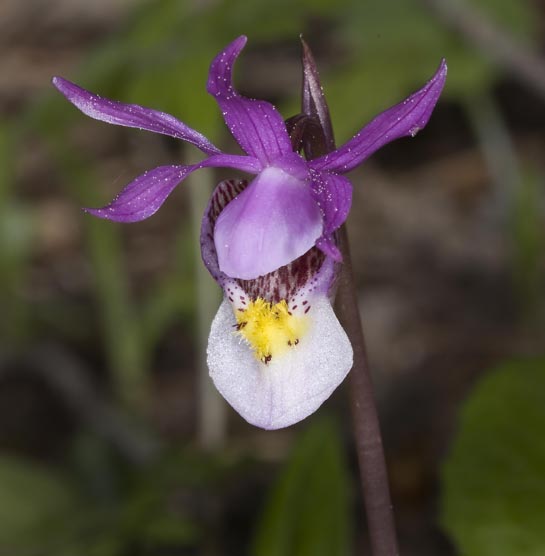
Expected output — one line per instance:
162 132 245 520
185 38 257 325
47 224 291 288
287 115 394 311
0 431 350 556
252 418 352 556
441 358 545 556
0 456 80 555
0 444 240 555
510 169 545 314
0 125 34 343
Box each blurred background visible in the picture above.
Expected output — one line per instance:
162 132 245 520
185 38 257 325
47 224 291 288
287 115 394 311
1 0 544 554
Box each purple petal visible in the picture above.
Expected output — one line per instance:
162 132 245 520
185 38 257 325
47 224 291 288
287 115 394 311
310 59 447 174
52 76 221 156
214 164 323 280
315 236 342 262
202 179 339 302
206 36 292 164
310 171 352 235
86 154 261 223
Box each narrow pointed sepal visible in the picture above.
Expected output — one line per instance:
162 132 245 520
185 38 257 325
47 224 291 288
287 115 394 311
206 36 293 164
84 165 189 222
310 59 448 174
52 77 221 155
85 154 261 223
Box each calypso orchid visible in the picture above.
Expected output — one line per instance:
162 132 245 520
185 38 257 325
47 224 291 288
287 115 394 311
53 36 446 429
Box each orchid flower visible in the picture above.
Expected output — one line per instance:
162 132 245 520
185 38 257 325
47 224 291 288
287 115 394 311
53 36 446 429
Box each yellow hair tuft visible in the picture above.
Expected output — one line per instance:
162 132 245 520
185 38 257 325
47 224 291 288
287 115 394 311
235 298 308 363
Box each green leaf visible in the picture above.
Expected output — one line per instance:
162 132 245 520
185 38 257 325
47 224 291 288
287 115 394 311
252 417 352 556
441 358 545 556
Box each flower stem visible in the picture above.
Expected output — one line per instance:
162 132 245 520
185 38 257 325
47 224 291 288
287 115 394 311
335 226 400 556
299 37 400 556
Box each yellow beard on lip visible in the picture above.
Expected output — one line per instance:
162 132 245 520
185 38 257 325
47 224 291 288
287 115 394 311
235 298 308 364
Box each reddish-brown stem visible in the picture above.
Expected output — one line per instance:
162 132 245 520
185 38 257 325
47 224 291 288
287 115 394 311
299 37 400 556
335 227 399 556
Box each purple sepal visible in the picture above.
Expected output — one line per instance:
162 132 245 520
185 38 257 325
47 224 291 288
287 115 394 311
310 59 447 174
85 154 261 223
206 36 292 164
85 165 189 222
213 164 323 280
52 77 221 156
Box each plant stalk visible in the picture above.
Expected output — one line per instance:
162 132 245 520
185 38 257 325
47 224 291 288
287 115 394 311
300 38 399 556
335 226 399 556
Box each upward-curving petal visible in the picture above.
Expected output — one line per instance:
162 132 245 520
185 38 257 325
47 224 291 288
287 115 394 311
310 59 447 174
85 154 261 223
206 36 292 164
52 77 221 156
